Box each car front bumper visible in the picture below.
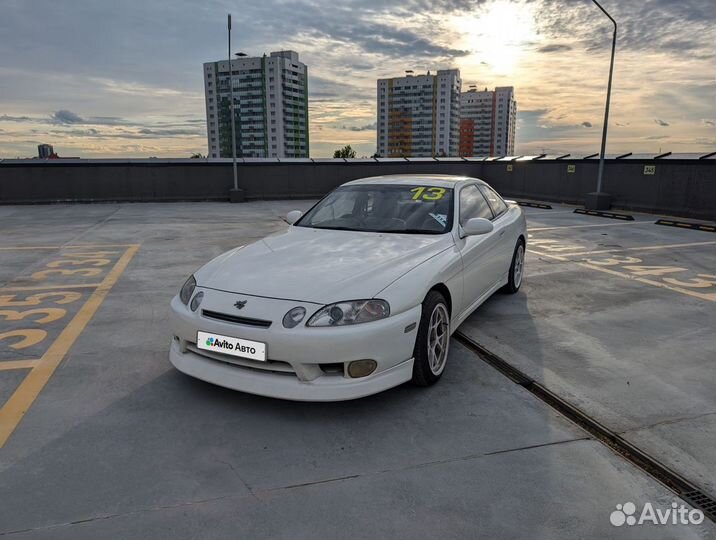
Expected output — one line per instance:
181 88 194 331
169 290 420 401
170 339 414 401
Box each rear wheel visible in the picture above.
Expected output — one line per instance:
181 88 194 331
503 240 525 294
411 291 450 387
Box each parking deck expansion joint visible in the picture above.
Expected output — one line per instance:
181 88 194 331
453 331 716 523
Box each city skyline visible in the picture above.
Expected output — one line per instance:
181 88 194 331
0 0 714 158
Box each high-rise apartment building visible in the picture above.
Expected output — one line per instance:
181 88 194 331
377 69 461 157
459 86 516 157
203 50 308 159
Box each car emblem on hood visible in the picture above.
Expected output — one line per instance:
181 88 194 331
234 300 248 309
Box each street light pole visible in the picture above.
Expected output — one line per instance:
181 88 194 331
586 0 617 210
227 14 238 193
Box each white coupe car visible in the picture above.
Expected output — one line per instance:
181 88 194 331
169 174 526 401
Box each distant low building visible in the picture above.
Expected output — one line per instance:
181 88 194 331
38 144 54 159
203 50 309 159
377 69 461 157
459 86 516 157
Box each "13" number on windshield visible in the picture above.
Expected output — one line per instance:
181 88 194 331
410 187 446 201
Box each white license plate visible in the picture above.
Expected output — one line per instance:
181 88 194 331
197 331 266 361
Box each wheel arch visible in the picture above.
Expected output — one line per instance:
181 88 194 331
427 283 452 318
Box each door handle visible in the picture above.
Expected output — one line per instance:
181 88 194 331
499 230 505 236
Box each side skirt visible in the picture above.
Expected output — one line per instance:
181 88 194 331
451 276 508 333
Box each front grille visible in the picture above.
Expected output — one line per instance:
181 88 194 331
187 343 294 375
201 309 272 328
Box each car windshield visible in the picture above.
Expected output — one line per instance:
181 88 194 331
296 184 454 234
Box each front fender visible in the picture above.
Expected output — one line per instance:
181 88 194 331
376 244 464 321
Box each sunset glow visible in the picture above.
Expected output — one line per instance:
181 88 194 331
0 0 713 158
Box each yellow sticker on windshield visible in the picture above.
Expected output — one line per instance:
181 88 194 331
410 187 446 201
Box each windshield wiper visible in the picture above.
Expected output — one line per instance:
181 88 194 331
307 226 359 231
376 229 445 235
305 226 445 234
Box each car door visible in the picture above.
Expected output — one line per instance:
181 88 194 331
456 184 502 317
478 184 516 280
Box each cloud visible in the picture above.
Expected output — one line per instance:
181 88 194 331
654 119 670 127
580 121 592 128
1 0 715 157
0 114 33 122
51 109 84 124
137 127 204 136
344 122 377 132
347 62 375 71
537 44 572 53
50 109 134 126
48 128 100 136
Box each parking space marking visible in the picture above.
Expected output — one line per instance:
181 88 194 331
528 240 716 302
0 284 103 292
0 244 139 447
0 359 40 371
558 240 716 257
528 221 651 232
0 244 142 251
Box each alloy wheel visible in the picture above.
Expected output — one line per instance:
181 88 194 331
427 303 450 375
514 244 525 288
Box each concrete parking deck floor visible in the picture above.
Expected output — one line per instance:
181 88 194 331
0 201 714 539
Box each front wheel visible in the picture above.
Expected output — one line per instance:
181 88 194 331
503 240 525 294
411 291 450 387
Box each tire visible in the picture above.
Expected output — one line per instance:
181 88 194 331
411 290 450 387
503 239 525 294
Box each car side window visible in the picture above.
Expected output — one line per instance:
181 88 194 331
459 185 493 225
478 185 508 218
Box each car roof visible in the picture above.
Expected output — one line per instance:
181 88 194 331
343 174 484 189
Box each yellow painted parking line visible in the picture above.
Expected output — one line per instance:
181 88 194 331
0 244 136 251
0 284 102 292
0 244 139 448
528 221 650 232
528 247 716 303
528 249 568 261
540 240 716 258
577 262 716 302
0 360 40 371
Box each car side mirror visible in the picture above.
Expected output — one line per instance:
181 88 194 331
461 217 494 237
286 210 303 225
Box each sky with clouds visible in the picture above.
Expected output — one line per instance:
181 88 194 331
0 0 714 158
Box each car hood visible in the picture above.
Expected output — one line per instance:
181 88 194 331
195 226 454 304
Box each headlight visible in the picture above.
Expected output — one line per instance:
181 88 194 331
282 306 306 328
307 299 390 327
179 275 196 305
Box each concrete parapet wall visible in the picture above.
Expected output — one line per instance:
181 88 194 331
1 156 714 220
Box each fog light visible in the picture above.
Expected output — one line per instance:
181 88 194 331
190 291 204 311
347 359 377 378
